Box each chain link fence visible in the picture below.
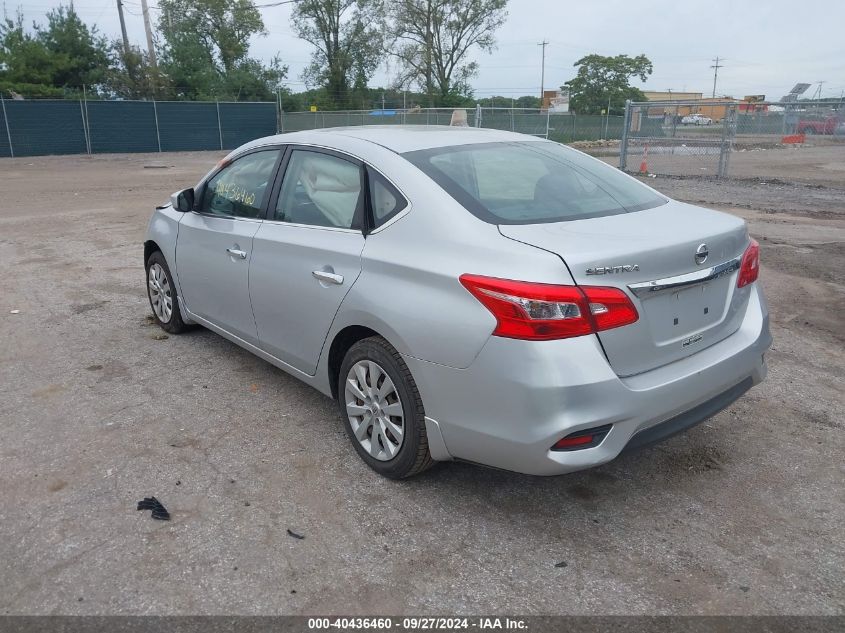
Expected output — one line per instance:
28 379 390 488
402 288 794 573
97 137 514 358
0 99 631 158
619 98 845 178
281 107 624 143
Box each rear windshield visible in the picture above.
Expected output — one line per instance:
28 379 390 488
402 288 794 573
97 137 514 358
403 141 667 224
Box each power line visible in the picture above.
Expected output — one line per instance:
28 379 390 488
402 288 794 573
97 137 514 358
254 0 302 7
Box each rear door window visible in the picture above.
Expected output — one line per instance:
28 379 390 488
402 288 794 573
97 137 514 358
274 150 364 230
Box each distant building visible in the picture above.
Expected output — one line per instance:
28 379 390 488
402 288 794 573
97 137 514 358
542 89 569 113
640 91 751 121
642 90 703 102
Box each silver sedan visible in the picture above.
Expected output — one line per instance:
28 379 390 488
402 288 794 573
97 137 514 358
144 126 771 478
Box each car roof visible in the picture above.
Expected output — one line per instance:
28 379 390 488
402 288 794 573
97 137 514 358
247 125 540 154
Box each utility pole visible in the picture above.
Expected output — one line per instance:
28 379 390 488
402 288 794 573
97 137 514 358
116 0 131 62
115 0 135 83
141 0 158 70
710 56 723 98
425 0 433 108
538 39 549 103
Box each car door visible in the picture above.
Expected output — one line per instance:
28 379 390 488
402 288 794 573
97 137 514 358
175 148 282 344
249 147 367 375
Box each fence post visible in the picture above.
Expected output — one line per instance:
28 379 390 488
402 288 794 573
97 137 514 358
1 94 13 158
545 108 550 139
80 84 91 156
78 100 91 155
276 87 282 133
82 86 92 154
718 103 736 178
152 99 162 153
620 100 632 170
475 104 482 128
216 101 224 150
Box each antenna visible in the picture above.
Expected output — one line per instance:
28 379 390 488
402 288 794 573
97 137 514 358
710 56 724 98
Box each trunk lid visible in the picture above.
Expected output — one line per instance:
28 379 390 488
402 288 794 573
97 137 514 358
499 200 752 376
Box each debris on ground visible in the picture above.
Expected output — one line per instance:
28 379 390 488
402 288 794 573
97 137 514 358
287 529 305 540
137 497 171 520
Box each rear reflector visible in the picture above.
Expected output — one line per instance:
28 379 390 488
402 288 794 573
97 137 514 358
737 238 760 288
459 274 638 341
552 424 613 451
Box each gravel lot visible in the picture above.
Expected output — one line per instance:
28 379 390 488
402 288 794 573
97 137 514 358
1 149 843 615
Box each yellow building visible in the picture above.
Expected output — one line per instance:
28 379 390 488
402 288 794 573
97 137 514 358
642 90 703 102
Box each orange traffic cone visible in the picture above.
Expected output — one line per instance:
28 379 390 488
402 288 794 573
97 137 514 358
639 143 649 174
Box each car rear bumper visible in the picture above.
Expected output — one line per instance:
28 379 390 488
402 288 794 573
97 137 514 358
404 284 771 476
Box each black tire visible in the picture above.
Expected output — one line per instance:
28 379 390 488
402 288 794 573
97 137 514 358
145 250 189 334
337 336 435 479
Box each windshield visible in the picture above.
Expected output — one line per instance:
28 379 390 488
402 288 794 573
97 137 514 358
403 141 667 224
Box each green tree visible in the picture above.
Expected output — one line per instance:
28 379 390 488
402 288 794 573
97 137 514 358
564 54 652 115
102 41 162 99
514 95 539 108
157 0 287 100
291 0 382 110
37 5 110 89
0 11 55 92
385 0 508 106
0 5 109 96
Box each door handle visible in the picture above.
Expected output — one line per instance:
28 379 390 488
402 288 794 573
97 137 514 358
312 270 344 285
226 247 247 259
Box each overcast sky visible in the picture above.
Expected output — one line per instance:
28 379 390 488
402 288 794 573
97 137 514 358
14 0 845 100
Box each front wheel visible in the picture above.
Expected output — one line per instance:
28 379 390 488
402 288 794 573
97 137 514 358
145 251 189 334
338 336 434 478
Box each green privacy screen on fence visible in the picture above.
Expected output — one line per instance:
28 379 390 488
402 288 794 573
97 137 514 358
219 102 278 148
4 100 88 156
1 101 640 158
0 99 279 157
88 101 159 153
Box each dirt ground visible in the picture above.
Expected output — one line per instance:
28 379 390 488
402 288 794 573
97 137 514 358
1 150 843 615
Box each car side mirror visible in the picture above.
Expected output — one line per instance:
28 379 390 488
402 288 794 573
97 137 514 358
171 188 195 212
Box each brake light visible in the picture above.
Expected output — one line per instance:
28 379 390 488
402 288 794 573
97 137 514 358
737 239 760 288
459 274 638 341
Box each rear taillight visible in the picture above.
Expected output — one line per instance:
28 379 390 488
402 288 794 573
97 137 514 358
459 274 638 341
737 238 760 288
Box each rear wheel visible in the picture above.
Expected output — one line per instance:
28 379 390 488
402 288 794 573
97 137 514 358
337 336 434 478
145 250 189 334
